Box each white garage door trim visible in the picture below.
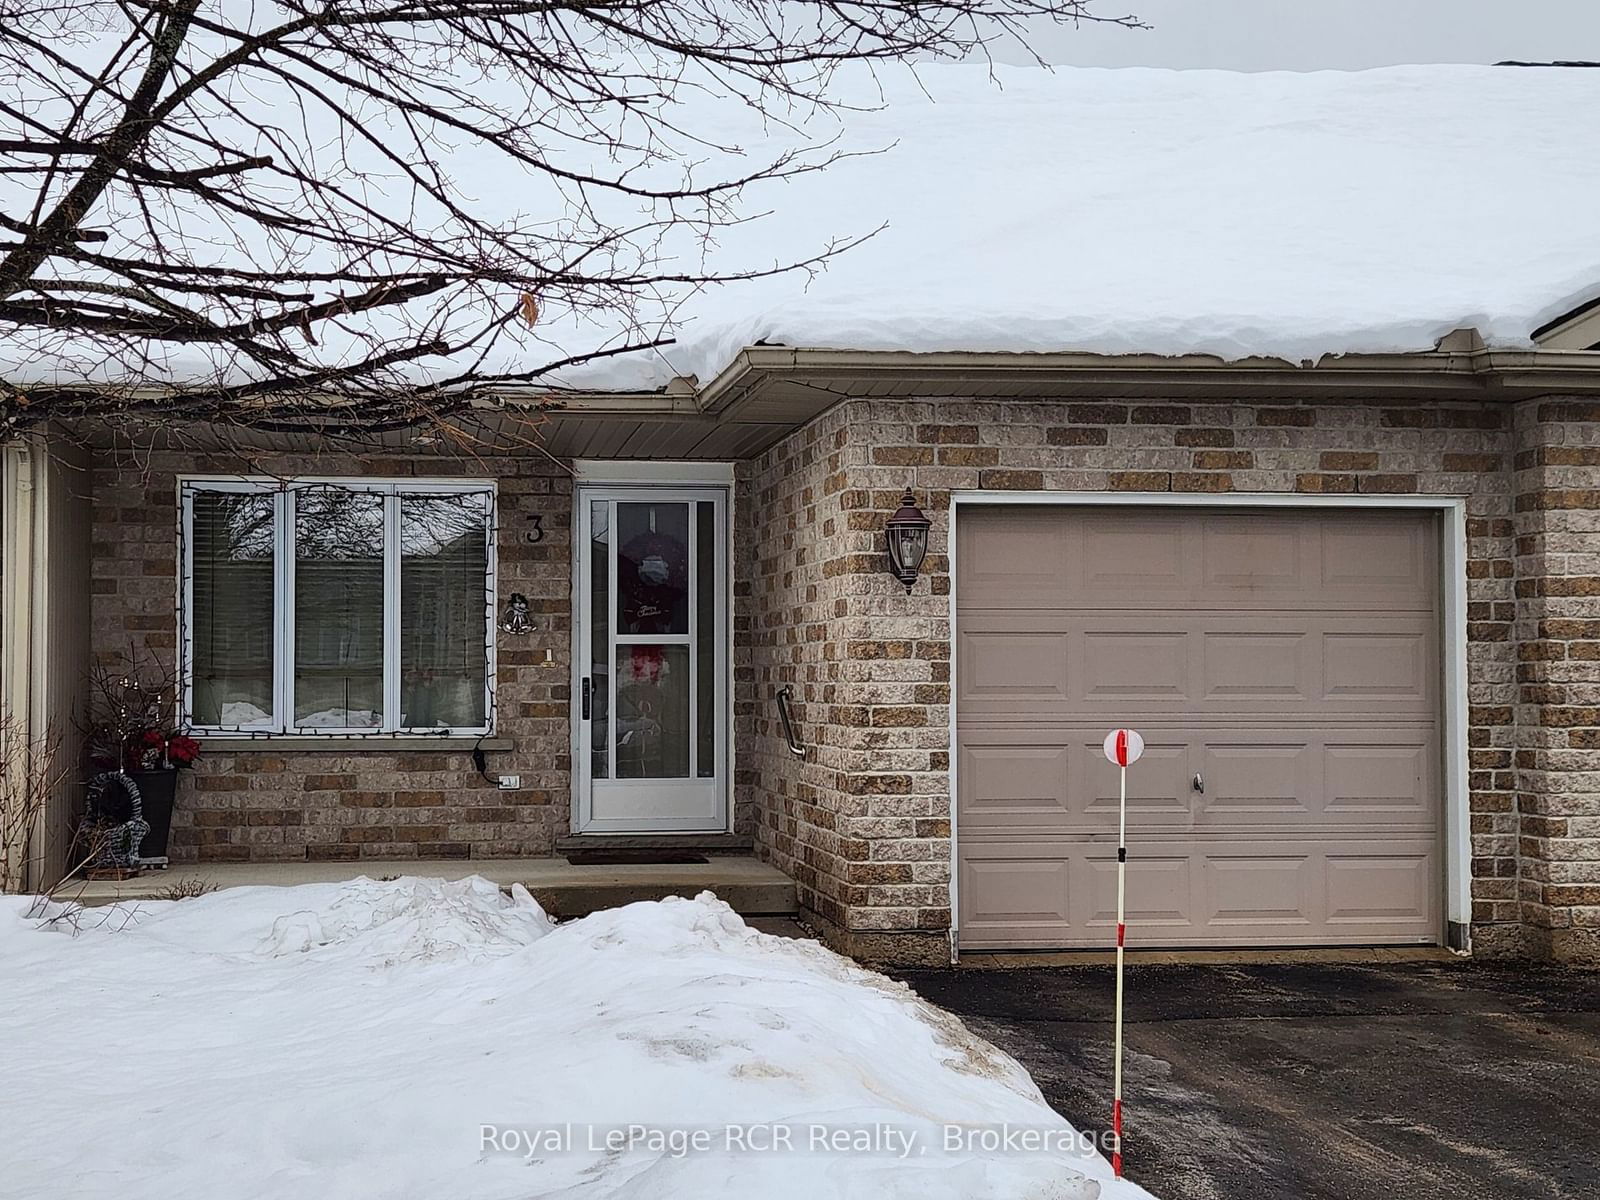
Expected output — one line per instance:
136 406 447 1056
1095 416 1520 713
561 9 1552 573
946 491 1471 962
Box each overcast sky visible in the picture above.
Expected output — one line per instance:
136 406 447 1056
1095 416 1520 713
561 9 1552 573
1010 0 1600 70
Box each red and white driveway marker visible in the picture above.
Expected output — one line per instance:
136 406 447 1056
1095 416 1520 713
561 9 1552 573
1101 727 1145 1179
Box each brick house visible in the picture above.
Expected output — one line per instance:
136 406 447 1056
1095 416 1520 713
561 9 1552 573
4 68 1600 964
5 343 1599 965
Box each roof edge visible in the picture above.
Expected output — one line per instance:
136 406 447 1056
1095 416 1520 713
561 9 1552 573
1532 295 1600 346
697 344 1600 414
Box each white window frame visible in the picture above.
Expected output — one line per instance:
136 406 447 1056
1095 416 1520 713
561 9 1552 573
179 476 497 737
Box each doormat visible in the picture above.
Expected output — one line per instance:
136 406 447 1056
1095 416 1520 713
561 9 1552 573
565 851 710 866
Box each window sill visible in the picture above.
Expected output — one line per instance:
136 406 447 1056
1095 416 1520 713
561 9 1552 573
194 736 513 753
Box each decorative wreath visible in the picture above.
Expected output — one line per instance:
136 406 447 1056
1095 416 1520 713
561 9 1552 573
80 771 149 869
619 527 690 635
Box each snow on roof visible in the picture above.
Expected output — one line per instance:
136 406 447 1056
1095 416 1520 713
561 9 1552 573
551 62 1600 391
11 63 1600 395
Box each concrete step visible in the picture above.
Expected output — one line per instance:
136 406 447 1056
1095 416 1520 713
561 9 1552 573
57 857 799 919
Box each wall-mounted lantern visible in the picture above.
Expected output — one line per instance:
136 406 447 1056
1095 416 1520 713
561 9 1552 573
884 489 932 593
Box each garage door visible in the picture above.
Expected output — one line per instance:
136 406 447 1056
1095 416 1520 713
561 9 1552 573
955 506 1443 949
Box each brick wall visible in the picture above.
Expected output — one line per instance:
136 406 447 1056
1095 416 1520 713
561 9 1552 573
1512 398 1600 960
735 402 956 962
92 450 576 864
86 393 1599 959
738 394 1543 961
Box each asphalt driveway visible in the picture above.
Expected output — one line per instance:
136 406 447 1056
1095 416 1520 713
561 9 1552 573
895 960 1600 1200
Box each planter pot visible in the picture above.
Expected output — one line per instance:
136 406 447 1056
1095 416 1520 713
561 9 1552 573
127 768 178 860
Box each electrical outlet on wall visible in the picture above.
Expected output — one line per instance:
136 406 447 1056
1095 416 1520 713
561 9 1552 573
496 775 521 790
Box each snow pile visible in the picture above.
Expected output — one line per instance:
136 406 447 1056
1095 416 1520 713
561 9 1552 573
0 879 1153 1200
255 875 555 964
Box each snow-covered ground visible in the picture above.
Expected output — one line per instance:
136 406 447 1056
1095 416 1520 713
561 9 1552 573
0 878 1153 1200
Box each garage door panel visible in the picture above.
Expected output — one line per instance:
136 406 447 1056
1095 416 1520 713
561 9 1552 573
1323 740 1435 818
1200 518 1311 592
959 731 1192 830
955 506 1443 950
1204 730 1437 827
959 613 1436 721
956 509 1074 609
1322 630 1431 701
959 851 1073 945
1196 741 1315 818
1084 853 1194 928
1080 513 1192 594
961 726 1438 834
959 508 1436 612
960 743 1072 825
959 628 1069 702
957 837 1439 949
1080 737 1193 820
1082 631 1190 702
1319 517 1435 603
1204 855 1316 928
1325 852 1436 928
1201 632 1308 701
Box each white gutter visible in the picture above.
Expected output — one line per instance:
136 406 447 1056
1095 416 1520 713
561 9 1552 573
695 343 1600 415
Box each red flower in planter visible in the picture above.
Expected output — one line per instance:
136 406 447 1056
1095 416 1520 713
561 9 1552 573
122 729 202 771
166 736 201 767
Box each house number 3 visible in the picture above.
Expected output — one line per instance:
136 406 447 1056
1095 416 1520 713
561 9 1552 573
524 515 545 544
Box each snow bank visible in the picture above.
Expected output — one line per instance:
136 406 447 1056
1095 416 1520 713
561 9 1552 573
254 876 555 964
0 879 1153 1200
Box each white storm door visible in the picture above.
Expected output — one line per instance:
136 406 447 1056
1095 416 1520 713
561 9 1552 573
575 488 729 832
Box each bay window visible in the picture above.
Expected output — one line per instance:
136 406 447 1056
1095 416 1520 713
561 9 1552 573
181 479 494 734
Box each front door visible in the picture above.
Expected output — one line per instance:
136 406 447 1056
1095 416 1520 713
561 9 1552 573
574 487 728 832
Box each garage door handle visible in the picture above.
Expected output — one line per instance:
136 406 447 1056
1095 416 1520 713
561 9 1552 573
1192 773 1205 795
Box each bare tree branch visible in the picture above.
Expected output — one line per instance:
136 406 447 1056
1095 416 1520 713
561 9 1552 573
0 1 1141 443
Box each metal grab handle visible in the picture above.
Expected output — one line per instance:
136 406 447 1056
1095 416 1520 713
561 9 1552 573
1192 772 1204 794
775 686 808 759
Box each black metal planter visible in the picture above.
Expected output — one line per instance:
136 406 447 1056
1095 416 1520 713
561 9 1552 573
127 768 177 860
